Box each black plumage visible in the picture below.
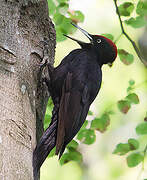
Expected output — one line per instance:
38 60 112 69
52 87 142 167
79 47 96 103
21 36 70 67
33 24 117 178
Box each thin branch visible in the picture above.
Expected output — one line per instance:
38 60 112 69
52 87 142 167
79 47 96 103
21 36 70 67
113 0 147 66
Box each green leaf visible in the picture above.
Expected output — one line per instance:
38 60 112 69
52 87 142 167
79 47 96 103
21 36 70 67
77 129 96 145
68 10 85 23
47 0 56 15
58 17 76 33
101 34 114 41
113 139 140 156
118 49 134 65
136 1 147 16
67 140 79 150
56 26 67 42
53 13 65 25
88 110 93 115
118 2 134 17
91 113 110 133
57 3 69 15
136 122 147 135
60 17 73 34
55 16 76 42
44 114 51 130
125 16 147 28
128 138 139 150
127 80 135 93
68 150 83 162
60 150 82 165
80 120 88 130
113 143 130 155
117 100 131 114
127 152 144 167
60 153 69 165
44 98 53 129
126 93 140 104
47 147 56 158
129 79 135 86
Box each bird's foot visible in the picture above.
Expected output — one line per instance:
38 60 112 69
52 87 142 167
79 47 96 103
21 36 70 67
38 38 52 85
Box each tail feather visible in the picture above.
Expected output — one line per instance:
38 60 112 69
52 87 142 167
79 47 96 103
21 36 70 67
33 97 60 179
33 120 57 180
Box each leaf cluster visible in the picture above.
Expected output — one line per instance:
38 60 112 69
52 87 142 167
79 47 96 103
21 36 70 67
47 0 84 42
113 121 147 168
118 1 147 28
117 80 139 114
114 80 147 168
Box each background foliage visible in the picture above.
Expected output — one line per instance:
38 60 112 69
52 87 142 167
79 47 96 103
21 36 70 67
41 0 147 179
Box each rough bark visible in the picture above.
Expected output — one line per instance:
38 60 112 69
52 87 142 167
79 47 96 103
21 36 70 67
0 0 56 179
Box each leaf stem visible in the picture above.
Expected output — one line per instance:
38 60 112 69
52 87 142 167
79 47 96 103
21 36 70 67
113 0 147 66
114 33 123 43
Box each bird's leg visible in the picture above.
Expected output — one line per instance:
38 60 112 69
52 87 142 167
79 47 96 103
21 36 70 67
37 41 49 88
41 65 53 95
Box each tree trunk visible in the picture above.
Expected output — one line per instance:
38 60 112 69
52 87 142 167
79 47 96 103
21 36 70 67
0 0 55 179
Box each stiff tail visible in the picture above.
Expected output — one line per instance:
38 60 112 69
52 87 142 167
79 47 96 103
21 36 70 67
33 121 57 179
33 97 59 180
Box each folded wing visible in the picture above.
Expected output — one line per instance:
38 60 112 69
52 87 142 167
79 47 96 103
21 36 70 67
55 72 91 157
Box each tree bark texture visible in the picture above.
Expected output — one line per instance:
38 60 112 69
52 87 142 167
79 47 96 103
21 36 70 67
0 0 56 179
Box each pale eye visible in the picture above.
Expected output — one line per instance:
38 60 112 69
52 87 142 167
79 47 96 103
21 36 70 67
97 39 101 43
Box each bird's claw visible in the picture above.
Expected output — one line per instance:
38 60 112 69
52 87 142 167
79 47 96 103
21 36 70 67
39 59 48 70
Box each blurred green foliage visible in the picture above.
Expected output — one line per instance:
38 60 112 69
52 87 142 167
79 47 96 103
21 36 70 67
118 2 135 17
47 0 84 41
118 49 134 65
127 152 144 167
91 113 110 133
136 122 147 135
118 0 147 28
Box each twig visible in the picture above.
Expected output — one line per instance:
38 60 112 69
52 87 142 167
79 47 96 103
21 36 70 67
113 0 147 66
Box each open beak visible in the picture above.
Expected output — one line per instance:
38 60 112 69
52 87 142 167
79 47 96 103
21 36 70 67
64 23 93 44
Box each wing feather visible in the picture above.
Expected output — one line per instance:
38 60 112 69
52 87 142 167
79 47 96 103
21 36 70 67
55 72 90 156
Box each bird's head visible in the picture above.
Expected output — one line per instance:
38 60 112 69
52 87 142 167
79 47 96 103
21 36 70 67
64 23 117 67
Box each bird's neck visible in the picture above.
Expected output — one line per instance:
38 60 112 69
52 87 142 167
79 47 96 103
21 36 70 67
82 46 103 68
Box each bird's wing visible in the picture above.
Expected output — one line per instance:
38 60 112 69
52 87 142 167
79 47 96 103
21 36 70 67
55 72 91 156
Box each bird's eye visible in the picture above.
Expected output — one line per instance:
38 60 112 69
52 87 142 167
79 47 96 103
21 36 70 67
97 39 101 43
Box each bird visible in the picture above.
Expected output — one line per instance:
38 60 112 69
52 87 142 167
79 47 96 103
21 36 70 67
33 23 117 178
